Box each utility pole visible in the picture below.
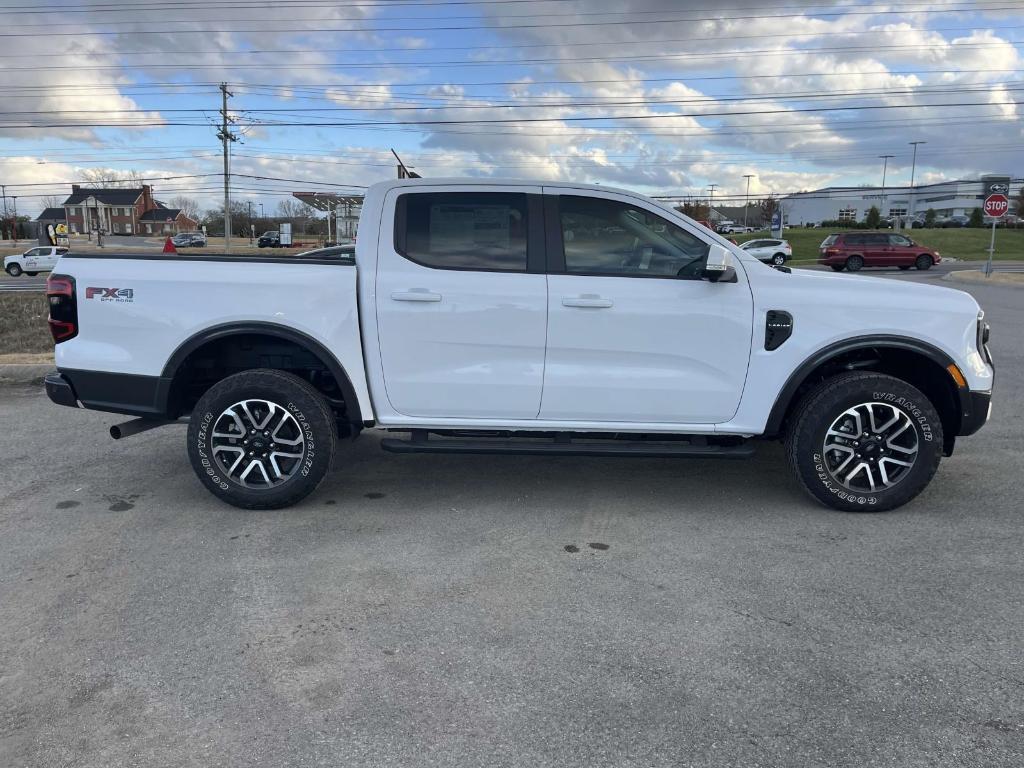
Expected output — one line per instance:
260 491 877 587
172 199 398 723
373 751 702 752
1 184 7 242
707 184 717 223
742 174 754 228
908 141 926 217
247 201 253 245
878 155 894 221
11 196 17 245
218 82 238 252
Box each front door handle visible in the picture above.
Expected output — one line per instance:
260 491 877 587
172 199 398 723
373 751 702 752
562 296 613 308
391 290 442 302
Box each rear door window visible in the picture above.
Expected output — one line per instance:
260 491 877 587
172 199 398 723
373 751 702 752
396 192 529 271
889 234 912 247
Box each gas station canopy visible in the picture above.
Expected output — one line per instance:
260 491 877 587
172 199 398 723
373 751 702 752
291 192 363 212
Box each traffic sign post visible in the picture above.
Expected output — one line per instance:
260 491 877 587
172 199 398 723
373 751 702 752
982 193 1009 277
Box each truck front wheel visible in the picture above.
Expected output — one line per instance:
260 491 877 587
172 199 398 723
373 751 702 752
784 372 943 512
186 369 337 509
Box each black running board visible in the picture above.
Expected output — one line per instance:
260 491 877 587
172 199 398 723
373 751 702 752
380 433 755 459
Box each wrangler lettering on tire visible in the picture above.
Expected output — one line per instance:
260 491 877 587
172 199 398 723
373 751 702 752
186 369 336 509
785 372 943 512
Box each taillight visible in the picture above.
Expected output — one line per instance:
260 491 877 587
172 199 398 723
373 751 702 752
46 273 78 343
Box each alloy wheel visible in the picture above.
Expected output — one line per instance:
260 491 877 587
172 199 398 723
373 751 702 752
210 399 306 488
821 402 919 493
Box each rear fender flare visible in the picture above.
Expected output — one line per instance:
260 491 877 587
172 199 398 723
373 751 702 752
160 321 363 424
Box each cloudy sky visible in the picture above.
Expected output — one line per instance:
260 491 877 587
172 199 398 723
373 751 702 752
0 0 1021 215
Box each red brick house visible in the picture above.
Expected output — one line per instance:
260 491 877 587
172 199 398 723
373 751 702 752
62 185 197 236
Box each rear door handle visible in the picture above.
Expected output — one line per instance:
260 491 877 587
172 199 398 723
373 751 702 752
391 290 442 302
562 296 613 308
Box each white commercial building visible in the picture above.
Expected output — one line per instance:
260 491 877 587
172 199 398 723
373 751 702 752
781 176 1018 226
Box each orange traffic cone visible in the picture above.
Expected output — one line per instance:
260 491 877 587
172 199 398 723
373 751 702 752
163 236 177 254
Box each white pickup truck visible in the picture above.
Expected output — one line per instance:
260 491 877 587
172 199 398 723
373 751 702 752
44 179 994 512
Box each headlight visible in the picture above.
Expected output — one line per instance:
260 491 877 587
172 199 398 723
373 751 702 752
977 311 991 360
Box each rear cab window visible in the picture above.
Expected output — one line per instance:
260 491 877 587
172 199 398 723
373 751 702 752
395 192 530 271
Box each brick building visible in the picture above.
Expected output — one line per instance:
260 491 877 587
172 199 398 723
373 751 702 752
62 185 197 236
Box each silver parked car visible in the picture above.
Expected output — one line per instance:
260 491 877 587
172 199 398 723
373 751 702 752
739 238 792 265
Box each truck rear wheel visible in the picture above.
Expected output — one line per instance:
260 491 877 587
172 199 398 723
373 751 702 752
186 369 336 509
784 372 943 512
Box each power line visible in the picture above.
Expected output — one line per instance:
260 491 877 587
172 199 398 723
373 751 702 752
1 68 1020 97
6 82 1022 116
1 0 1007 14
0 23 1017 55
2 4 1021 36
5 40 1022 70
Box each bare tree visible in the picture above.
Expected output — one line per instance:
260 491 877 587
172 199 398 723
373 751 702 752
276 198 316 220
39 195 63 209
79 168 145 188
168 195 200 221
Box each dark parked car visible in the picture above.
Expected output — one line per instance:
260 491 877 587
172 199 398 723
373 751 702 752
172 232 207 248
294 244 355 260
258 231 281 248
818 232 941 272
940 215 970 228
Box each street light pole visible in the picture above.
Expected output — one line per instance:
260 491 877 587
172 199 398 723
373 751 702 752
742 174 754 228
908 141 926 217
879 155 894 222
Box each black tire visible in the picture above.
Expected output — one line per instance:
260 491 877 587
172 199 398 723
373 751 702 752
6 263 22 277
771 253 786 265
845 255 864 272
187 369 337 510
915 254 933 271
26 271 38 276
830 265 845 272
785 372 943 513
899 265 911 271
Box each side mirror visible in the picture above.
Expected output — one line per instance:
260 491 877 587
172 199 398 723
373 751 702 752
701 244 737 283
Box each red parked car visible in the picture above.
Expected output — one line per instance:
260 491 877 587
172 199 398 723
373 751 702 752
819 232 941 272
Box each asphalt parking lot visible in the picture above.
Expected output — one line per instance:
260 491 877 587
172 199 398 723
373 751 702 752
1 277 1021 767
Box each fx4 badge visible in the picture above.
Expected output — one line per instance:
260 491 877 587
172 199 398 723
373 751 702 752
86 287 134 303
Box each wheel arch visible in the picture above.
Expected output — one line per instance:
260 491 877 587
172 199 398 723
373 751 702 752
765 335 968 451
160 321 363 426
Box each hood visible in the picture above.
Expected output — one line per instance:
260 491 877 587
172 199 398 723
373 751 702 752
799 267 975 308
750 263 981 321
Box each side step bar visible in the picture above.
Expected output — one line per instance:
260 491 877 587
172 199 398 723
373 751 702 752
380 431 755 459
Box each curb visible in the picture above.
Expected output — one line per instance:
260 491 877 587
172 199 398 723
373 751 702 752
0 364 52 386
944 270 1024 287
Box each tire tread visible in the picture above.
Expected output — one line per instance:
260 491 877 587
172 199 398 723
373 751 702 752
784 371 943 512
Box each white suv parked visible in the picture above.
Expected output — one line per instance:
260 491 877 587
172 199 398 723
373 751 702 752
4 245 68 276
740 239 792 265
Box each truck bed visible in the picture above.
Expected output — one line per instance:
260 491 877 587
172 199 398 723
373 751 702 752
51 250 371 419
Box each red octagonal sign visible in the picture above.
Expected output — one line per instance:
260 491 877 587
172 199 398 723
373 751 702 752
983 193 1009 218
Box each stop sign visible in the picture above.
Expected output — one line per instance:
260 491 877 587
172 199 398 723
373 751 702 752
983 193 1009 218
